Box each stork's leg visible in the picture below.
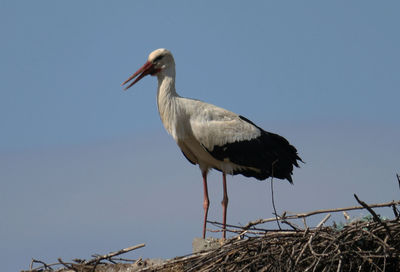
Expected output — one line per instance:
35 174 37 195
202 171 210 239
221 172 229 239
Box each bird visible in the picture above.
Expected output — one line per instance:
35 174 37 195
122 48 302 239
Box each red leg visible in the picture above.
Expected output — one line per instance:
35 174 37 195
221 172 229 239
202 171 210 239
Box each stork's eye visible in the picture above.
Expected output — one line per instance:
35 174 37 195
153 55 163 63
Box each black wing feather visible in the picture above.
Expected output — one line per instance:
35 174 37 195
206 115 302 183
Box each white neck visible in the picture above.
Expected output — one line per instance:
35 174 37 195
157 65 178 99
156 65 182 140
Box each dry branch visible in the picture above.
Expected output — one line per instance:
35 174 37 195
241 200 400 231
84 243 145 265
354 194 393 240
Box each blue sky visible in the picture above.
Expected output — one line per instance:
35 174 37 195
1 1 399 271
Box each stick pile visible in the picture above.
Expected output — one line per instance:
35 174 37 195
24 197 400 272
172 218 400 271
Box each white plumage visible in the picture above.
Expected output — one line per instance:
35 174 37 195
122 48 302 239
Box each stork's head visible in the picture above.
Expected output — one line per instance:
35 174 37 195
122 48 174 90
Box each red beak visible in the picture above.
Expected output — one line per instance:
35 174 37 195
121 61 156 90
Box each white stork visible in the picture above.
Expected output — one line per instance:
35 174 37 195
122 48 302 239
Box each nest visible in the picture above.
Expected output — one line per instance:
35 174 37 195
24 196 400 272
162 218 400 271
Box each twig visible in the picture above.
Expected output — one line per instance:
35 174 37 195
353 194 381 223
392 204 399 218
316 214 331 229
84 243 145 265
270 178 282 230
30 259 54 271
57 258 74 271
243 200 400 229
396 173 400 191
270 160 281 230
108 257 138 262
336 258 342 272
306 214 331 257
281 220 301 231
207 220 272 233
303 217 308 229
353 194 393 240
